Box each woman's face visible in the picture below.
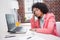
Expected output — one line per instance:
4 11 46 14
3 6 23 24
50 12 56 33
33 8 43 18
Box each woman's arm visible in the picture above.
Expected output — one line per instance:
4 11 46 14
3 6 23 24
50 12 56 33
30 18 35 29
30 14 36 29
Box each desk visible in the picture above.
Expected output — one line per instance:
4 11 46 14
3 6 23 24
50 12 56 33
0 23 60 40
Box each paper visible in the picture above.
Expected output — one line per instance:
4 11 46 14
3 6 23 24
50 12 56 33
28 36 45 40
26 31 45 40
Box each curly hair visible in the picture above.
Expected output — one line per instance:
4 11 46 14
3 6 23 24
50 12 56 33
32 2 49 14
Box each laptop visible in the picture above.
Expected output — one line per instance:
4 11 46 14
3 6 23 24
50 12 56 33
5 14 26 34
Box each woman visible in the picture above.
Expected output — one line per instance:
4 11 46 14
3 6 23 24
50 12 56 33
30 2 57 36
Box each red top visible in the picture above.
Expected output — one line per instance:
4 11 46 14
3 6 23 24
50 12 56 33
30 13 58 36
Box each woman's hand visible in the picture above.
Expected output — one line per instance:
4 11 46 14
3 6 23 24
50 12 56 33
32 14 35 20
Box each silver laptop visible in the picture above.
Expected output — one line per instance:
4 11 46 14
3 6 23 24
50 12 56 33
5 14 26 34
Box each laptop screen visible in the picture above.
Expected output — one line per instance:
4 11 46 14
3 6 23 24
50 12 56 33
5 14 15 24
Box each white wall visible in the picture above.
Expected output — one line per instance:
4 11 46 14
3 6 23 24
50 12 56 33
0 0 18 38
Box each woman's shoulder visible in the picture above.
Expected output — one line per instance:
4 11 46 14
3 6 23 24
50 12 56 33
44 13 55 20
46 12 55 17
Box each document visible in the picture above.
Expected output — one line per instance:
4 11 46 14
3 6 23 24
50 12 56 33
27 36 46 40
26 31 45 40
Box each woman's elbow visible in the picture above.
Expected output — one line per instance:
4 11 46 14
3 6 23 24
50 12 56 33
36 29 53 34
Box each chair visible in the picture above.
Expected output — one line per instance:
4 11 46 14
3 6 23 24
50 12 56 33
56 22 60 36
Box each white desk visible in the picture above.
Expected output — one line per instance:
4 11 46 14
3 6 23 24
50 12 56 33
0 23 60 40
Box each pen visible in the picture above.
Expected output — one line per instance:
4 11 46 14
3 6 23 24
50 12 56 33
5 35 15 38
27 36 32 39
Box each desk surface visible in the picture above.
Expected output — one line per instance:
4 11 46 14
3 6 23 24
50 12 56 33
0 23 60 40
1 31 60 40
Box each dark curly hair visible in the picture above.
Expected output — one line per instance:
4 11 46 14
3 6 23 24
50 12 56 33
32 2 49 14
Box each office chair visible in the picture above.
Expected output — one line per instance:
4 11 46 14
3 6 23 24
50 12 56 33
56 22 60 36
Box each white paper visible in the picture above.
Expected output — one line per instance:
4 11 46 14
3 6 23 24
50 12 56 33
28 36 45 40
